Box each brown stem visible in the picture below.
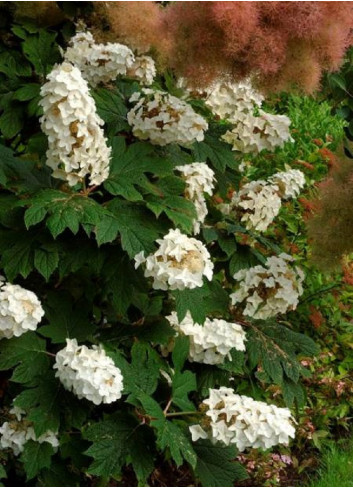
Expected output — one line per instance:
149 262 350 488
163 398 173 415
165 411 201 418
86 184 99 195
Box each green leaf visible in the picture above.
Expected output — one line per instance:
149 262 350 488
15 374 64 436
328 73 347 93
151 175 186 196
218 349 245 375
247 322 318 406
132 292 163 317
23 189 115 240
27 132 48 158
20 441 55 481
218 234 237 257
196 365 233 397
128 426 155 485
104 137 174 200
14 83 41 102
194 440 248 487
156 420 197 468
192 135 235 172
38 461 80 487
95 215 120 246
0 105 24 139
40 292 96 344
137 318 176 345
22 30 60 76
1 234 35 281
128 342 161 397
173 280 229 323
172 335 190 372
0 151 8 185
138 392 165 420
34 247 59 281
116 78 141 100
163 144 193 166
146 195 196 234
172 370 196 411
11 25 28 40
27 95 42 117
57 239 103 278
92 88 128 134
106 342 161 399
202 227 218 243
0 332 49 385
0 50 32 77
229 244 262 276
144 175 197 233
0 144 51 193
0 465 6 480
282 379 306 408
105 252 137 315
24 204 47 228
106 199 164 257
0 195 21 227
46 206 79 237
0 195 20 226
139 394 197 468
104 137 146 200
84 413 138 477
59 433 95 469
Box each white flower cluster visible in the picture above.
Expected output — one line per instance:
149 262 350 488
227 167 305 232
127 55 156 85
222 110 293 154
230 253 304 319
64 31 134 87
0 407 59 456
177 77 292 155
167 311 246 365
269 169 306 199
229 180 282 232
127 89 208 146
176 162 215 234
205 80 264 120
0 280 44 339
134 228 213 290
54 339 124 405
190 387 296 452
40 62 111 186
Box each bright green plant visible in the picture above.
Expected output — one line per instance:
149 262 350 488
309 440 353 487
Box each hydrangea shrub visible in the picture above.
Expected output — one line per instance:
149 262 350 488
0 12 347 487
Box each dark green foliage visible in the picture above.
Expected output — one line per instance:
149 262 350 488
172 280 229 323
14 376 61 436
20 441 55 481
0 332 49 385
138 394 197 469
84 413 149 478
246 321 319 407
0 12 346 488
194 441 248 487
321 47 353 158
40 292 97 343
92 88 129 135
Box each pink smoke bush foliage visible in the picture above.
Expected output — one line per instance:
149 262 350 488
162 2 353 91
105 1 353 92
